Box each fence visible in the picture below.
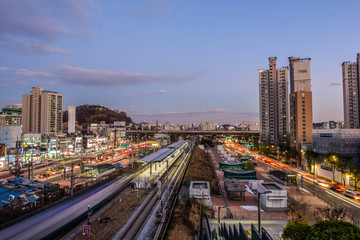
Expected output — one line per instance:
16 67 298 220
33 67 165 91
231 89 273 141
302 184 360 226
202 214 273 240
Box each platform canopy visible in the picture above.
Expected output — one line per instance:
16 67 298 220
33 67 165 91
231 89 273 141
138 140 187 164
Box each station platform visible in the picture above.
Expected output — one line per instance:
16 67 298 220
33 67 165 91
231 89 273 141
134 140 189 189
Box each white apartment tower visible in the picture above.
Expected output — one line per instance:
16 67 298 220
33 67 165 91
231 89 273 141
259 57 289 146
342 53 360 129
68 106 76 134
22 87 63 135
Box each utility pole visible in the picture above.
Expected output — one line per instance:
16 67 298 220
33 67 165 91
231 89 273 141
30 146 34 180
14 140 21 177
71 139 75 198
71 160 74 198
113 128 117 150
6 148 10 170
131 146 134 169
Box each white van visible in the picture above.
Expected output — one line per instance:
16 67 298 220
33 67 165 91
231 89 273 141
345 189 360 199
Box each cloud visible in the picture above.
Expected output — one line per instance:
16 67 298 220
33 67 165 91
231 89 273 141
238 111 258 117
6 65 200 87
52 65 198 87
125 89 169 97
0 0 100 55
16 68 52 79
132 109 229 118
0 67 10 73
128 105 136 109
327 82 341 87
1 39 70 55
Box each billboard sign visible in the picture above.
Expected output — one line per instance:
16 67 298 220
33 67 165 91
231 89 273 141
0 144 5 157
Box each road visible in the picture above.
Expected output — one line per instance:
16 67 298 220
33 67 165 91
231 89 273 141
225 142 360 224
0 173 134 240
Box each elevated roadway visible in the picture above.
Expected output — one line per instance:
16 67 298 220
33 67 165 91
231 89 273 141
125 130 259 136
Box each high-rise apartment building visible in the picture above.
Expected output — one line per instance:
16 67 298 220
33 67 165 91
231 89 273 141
68 106 76 134
259 57 289 146
342 53 360 129
22 87 63 135
289 57 313 153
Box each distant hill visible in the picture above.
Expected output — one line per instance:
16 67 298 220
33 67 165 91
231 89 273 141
63 105 132 127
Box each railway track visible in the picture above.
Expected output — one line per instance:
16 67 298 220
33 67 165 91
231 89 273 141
114 189 158 239
112 142 192 240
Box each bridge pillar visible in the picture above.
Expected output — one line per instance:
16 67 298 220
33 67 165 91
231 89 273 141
150 163 152 175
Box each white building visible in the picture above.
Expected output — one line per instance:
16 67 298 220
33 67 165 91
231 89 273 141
200 121 216 131
257 182 287 211
312 129 360 157
0 126 22 148
259 57 289 146
68 106 76 134
342 53 360 129
189 181 212 206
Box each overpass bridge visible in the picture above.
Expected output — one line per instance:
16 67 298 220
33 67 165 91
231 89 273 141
125 130 259 136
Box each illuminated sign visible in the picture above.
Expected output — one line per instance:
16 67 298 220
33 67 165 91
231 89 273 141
320 133 332 138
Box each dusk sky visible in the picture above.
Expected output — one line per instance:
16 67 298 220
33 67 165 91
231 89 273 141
0 0 359 124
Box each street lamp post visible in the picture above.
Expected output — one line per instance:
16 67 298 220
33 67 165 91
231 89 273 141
258 191 271 233
87 205 91 225
218 206 227 236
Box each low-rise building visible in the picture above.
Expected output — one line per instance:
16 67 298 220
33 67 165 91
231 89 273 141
0 126 22 148
189 181 212 206
312 129 360 158
257 182 287 211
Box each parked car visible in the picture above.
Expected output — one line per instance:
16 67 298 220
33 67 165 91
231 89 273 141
345 189 360 199
330 184 343 192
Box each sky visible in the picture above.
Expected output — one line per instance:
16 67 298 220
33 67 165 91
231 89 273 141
0 0 359 124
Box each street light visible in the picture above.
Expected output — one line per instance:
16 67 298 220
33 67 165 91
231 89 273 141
87 205 91 225
258 190 271 233
218 205 227 236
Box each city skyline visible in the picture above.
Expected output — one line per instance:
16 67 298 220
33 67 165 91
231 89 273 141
0 1 359 124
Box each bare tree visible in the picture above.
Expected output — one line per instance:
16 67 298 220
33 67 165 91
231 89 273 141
314 207 346 222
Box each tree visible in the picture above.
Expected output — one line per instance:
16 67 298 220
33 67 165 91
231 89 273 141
283 220 360 240
282 221 311 240
245 161 255 171
314 207 346 222
349 160 360 190
335 154 351 186
304 150 321 174
308 220 360 240
324 154 337 181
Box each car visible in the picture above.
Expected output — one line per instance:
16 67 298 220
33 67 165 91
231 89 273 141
345 189 360 199
334 183 346 191
38 173 50 178
316 180 330 187
330 184 343 192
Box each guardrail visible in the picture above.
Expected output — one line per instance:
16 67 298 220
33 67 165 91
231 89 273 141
302 184 360 226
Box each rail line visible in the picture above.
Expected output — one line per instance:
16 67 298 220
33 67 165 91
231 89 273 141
113 142 192 240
